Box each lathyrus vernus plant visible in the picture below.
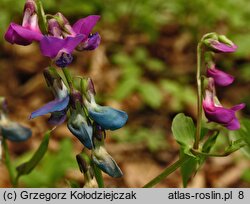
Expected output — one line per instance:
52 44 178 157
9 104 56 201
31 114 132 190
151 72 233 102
4 0 128 187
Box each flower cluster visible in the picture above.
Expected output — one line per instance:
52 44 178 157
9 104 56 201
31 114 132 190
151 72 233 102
5 0 101 68
0 97 32 142
202 34 245 130
4 0 128 179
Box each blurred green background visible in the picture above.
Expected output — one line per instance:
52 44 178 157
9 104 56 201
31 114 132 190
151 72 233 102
0 0 250 187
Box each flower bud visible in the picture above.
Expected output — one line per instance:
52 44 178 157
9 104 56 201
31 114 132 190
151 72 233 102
67 109 93 149
202 32 237 53
92 146 123 178
1 122 32 142
76 154 98 188
48 19 62 38
0 99 32 142
54 12 76 36
22 0 40 32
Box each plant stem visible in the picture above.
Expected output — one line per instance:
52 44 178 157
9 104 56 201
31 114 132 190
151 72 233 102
2 137 17 187
37 0 48 33
191 145 245 157
143 155 190 188
193 42 203 150
62 68 73 89
92 162 104 188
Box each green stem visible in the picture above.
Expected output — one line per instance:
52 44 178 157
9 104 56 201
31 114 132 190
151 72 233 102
2 138 17 187
191 145 245 157
193 42 203 150
37 0 48 33
62 68 73 89
143 155 190 188
92 162 104 188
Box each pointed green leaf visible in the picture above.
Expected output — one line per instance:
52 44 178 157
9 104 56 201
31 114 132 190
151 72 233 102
202 131 219 153
172 113 195 149
16 130 51 177
180 149 198 187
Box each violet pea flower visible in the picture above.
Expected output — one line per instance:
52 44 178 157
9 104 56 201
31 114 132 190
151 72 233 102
203 90 245 130
39 15 101 68
30 68 69 125
203 34 237 53
4 0 43 46
207 66 234 86
72 15 101 51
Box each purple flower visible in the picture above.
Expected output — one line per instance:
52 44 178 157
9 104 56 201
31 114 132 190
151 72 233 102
4 0 43 45
40 35 84 68
30 68 69 125
39 17 84 68
207 66 234 86
203 34 237 53
209 40 237 53
203 89 245 130
39 14 100 67
72 15 101 51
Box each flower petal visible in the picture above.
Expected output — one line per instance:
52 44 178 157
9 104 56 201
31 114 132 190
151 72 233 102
72 15 100 36
48 111 67 125
207 68 234 86
76 32 101 51
225 118 240 130
88 106 128 130
203 105 235 124
30 95 69 119
210 40 237 53
4 23 43 45
92 146 123 178
39 35 84 58
1 122 32 142
67 112 93 149
231 103 245 111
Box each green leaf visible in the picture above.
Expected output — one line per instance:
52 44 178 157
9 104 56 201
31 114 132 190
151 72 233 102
18 139 77 187
16 130 51 177
202 131 219 153
172 113 195 150
138 82 163 108
180 149 198 187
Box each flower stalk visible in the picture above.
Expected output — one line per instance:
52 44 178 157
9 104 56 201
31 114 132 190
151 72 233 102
193 41 203 150
92 161 104 188
2 137 17 187
143 154 190 188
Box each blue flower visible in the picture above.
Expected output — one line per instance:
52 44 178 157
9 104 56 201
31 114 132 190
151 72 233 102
67 109 93 149
88 105 128 130
84 80 128 130
30 68 69 125
0 98 32 142
92 146 123 178
1 121 32 142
